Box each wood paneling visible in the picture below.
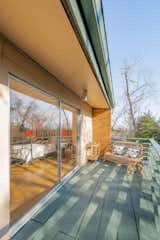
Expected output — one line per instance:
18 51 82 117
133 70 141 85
92 108 111 153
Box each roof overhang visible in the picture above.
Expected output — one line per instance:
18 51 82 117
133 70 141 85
0 0 114 109
62 0 115 108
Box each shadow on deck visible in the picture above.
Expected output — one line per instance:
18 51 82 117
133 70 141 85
11 157 160 240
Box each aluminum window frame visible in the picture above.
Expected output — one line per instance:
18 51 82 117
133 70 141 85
8 73 81 235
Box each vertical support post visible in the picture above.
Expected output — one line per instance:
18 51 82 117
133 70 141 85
0 36 10 238
71 110 77 163
58 101 62 182
30 137 33 160
77 110 81 166
72 111 77 143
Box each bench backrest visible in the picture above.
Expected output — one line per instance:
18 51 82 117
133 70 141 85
111 141 143 158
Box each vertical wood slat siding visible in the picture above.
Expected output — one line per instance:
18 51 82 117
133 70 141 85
92 108 111 154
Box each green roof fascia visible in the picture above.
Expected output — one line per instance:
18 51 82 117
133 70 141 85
78 0 115 107
61 0 114 108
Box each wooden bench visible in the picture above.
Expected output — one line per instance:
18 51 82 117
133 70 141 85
103 141 143 175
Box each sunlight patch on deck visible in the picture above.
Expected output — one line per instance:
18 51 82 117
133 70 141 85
104 209 122 240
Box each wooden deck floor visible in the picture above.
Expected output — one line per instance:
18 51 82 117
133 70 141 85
11 158 160 240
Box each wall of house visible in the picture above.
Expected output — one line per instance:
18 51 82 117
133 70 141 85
92 108 111 154
0 37 10 238
0 34 93 236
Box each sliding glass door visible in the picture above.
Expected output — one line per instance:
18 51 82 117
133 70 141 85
10 79 59 224
10 77 79 224
61 103 78 178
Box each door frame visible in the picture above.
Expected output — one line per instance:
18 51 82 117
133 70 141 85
9 73 81 237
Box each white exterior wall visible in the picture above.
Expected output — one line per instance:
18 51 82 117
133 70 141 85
0 38 10 238
80 114 92 165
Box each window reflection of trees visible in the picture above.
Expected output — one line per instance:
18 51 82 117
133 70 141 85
10 89 59 164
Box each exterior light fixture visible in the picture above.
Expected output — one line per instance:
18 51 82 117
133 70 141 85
81 88 88 102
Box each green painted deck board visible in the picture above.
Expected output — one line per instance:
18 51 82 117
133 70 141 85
11 156 160 240
54 231 75 240
11 220 41 240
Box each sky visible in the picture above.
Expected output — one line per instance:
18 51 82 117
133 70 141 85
103 0 160 119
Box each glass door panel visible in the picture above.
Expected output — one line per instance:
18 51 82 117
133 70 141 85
61 103 78 178
10 79 59 224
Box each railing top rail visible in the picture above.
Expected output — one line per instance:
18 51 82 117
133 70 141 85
112 137 150 143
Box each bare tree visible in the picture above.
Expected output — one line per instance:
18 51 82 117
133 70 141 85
112 60 153 136
62 109 70 130
10 92 37 129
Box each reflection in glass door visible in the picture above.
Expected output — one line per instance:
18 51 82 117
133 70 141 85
10 79 59 224
61 103 78 178
10 77 80 225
